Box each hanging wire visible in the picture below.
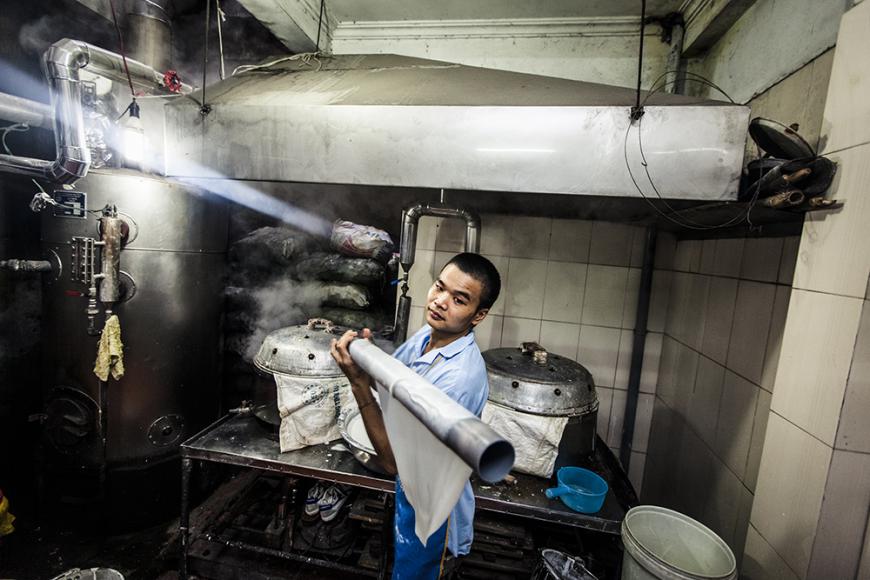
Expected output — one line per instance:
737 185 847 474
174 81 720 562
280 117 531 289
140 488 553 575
107 0 137 98
316 0 326 53
216 0 227 80
200 0 212 113
634 0 647 115
623 68 769 231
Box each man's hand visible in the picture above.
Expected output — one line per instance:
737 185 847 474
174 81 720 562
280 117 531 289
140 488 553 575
330 328 374 394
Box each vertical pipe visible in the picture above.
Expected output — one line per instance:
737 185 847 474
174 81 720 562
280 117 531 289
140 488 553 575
665 20 686 94
635 0 647 111
394 294 412 346
99 216 123 304
620 226 657 471
180 457 193 580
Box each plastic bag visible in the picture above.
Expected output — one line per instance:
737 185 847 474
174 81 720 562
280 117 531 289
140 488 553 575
330 220 394 262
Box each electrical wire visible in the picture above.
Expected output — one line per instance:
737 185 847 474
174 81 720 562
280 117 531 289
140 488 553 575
107 0 137 98
626 115 762 230
232 52 323 76
201 0 212 111
622 70 767 230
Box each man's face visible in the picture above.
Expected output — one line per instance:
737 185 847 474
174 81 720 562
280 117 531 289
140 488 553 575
425 264 489 335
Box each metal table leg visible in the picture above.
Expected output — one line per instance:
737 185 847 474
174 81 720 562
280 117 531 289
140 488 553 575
180 457 193 580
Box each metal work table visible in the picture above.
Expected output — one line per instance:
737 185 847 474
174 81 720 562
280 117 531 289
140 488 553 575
180 414 636 578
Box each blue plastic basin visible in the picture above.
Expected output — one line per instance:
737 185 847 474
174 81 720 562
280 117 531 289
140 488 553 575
545 467 608 513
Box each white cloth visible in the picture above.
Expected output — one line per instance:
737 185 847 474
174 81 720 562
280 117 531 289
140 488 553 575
482 402 568 478
377 383 473 545
275 374 355 452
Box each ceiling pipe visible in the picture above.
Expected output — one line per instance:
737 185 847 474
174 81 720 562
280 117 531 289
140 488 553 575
127 0 173 73
0 93 54 130
0 38 191 185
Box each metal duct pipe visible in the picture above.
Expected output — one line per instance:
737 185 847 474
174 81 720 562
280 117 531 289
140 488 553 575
127 0 172 73
395 200 480 343
399 202 481 270
619 226 657 470
0 93 53 130
348 339 514 483
0 38 191 184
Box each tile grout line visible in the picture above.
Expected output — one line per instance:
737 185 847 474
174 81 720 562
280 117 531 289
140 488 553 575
653 393 758 497
748 522 807 580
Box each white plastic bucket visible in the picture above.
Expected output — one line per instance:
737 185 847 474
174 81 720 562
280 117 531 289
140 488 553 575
621 506 737 580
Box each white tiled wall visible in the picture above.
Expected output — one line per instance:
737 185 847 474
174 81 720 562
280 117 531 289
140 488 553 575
642 232 800 564
403 215 658 490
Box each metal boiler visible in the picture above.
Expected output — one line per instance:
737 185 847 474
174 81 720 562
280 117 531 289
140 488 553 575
484 343 599 472
39 169 227 517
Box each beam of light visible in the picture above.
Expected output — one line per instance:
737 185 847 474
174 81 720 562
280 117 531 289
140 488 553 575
168 171 333 240
0 59 51 105
177 170 335 239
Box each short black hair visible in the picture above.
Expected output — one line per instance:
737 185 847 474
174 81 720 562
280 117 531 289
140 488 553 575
442 253 501 311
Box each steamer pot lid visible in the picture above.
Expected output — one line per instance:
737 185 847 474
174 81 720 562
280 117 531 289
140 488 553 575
254 319 344 377
484 343 594 384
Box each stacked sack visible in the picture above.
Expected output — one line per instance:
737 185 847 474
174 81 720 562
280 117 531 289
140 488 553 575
224 221 395 365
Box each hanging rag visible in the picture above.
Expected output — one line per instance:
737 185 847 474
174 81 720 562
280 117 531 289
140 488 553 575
93 314 125 381
0 490 15 537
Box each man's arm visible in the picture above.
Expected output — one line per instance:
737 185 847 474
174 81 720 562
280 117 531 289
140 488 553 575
331 330 398 475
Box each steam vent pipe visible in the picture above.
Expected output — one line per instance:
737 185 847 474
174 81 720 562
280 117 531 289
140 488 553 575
399 203 481 270
0 38 191 184
395 202 480 343
348 338 514 483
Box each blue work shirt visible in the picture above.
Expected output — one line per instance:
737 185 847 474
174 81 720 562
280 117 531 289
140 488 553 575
392 324 489 557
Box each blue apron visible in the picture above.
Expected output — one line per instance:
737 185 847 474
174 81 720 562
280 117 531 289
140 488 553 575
393 478 449 580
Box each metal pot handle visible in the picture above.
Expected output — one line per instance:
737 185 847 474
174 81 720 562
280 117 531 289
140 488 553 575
307 318 336 333
521 341 549 365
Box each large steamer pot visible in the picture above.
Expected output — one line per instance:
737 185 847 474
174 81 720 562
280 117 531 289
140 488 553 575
483 343 598 470
253 320 349 427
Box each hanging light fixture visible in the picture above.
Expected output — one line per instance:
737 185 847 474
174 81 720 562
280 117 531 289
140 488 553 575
122 99 144 166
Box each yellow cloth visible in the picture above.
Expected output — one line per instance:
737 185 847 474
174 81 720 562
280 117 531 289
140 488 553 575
0 495 14 536
94 314 125 381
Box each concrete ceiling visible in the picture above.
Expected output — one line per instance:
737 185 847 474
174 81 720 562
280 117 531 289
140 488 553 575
326 0 685 22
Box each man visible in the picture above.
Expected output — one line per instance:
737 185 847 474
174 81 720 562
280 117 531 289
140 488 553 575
330 252 501 580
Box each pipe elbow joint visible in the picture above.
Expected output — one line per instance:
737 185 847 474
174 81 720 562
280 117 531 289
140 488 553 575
47 146 90 184
44 39 88 77
403 204 425 222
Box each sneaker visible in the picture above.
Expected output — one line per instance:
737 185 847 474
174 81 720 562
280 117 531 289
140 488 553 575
304 482 328 518
318 485 350 522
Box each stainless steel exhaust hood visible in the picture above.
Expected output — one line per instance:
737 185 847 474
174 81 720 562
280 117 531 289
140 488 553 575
164 54 749 200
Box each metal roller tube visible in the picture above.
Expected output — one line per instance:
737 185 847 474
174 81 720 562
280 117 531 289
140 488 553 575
347 339 515 483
